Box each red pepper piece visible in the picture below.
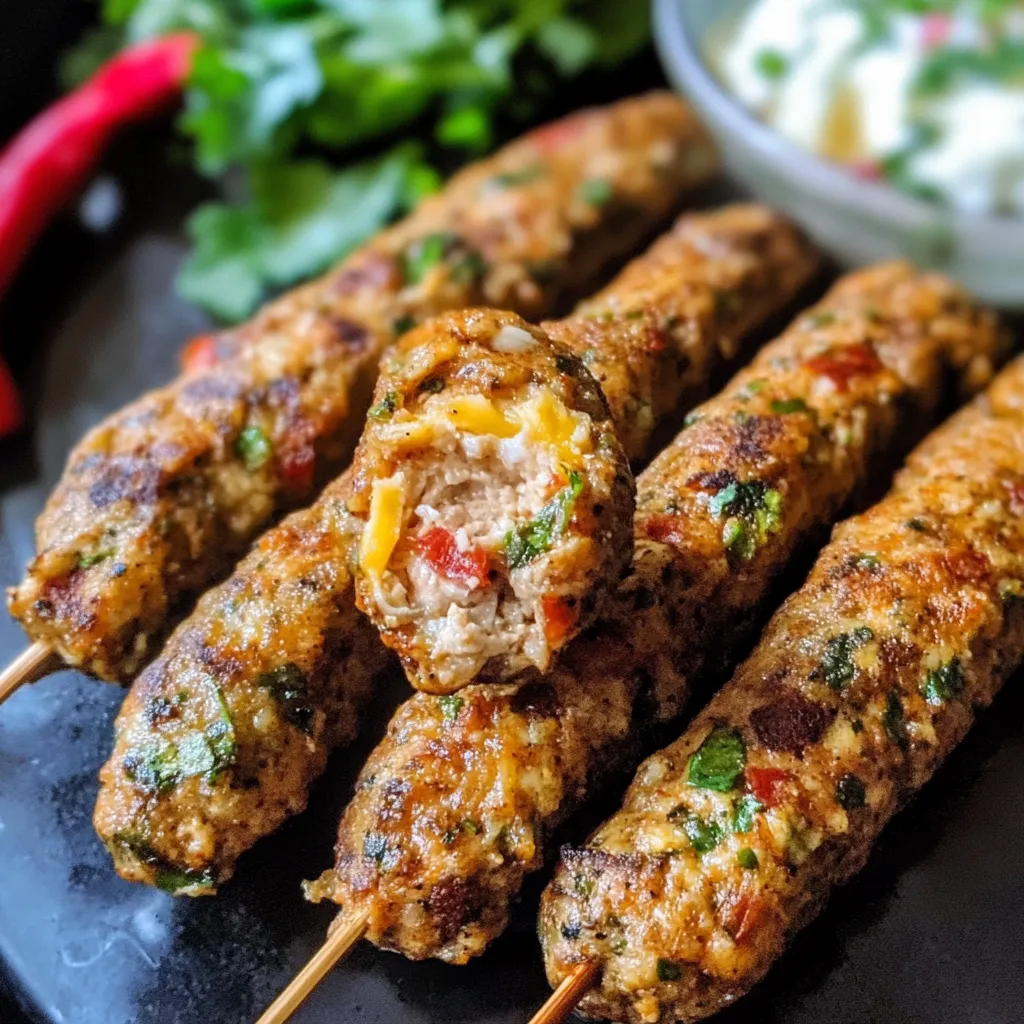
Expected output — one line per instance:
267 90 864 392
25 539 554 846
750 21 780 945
541 595 576 647
530 114 587 154
180 333 222 374
0 33 198 437
416 527 490 585
279 441 316 491
746 766 793 807
806 343 882 392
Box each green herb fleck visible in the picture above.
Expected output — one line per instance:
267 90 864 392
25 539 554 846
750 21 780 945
156 867 215 894
905 517 928 532
442 828 458 845
418 375 445 394
235 425 272 470
656 958 683 982
708 480 784 562
369 390 400 419
883 690 909 751
576 178 612 207
835 773 866 810
438 695 465 726
683 411 702 429
737 847 759 870
921 658 965 706
504 470 583 570
123 741 180 795
450 248 488 284
461 819 481 836
771 398 809 415
850 553 881 569
402 233 448 284
573 873 594 897
732 794 763 833
815 627 874 692
668 807 725 854
687 727 746 792
807 311 837 328
258 663 314 733
77 548 115 569
755 48 789 80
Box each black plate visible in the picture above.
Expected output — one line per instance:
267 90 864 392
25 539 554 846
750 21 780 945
2 10 1024 1024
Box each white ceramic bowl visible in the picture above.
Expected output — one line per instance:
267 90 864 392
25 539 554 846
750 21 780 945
654 0 1024 308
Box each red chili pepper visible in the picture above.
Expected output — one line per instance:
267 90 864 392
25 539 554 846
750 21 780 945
806 343 883 392
746 766 793 807
416 527 490 585
0 32 198 436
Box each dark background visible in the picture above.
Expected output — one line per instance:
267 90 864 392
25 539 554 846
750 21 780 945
1 5 1023 1024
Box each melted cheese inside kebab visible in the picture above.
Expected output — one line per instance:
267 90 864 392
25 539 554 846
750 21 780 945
92 205 818 894
539 353 1024 1024
7 91 715 683
350 309 634 694
304 263 1004 963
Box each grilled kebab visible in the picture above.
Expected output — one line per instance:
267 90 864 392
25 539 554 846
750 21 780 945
539 352 1024 1024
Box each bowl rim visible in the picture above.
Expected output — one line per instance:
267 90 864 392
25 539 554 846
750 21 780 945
653 0 1024 240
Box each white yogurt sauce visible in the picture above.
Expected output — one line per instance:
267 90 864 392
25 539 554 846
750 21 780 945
712 0 1024 216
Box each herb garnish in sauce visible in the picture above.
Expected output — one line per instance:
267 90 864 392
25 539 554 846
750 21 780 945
687 727 746 791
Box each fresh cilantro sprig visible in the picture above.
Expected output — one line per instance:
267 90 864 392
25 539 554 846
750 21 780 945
67 0 651 320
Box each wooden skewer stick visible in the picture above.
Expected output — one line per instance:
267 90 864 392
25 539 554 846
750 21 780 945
0 641 58 704
255 912 369 1024
528 960 600 1024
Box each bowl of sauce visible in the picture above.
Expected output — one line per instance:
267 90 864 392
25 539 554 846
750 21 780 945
655 0 1024 306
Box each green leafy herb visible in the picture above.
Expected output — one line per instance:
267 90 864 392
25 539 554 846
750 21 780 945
258 662 314 733
438 694 465 726
461 818 481 835
155 867 215 894
573 873 594 897
771 397 809 415
668 807 724 854
921 657 965 706
755 48 789 80
576 178 612 206
732 793 763 833
504 470 583 570
369 390 400 419
883 690 909 751
687 727 746 792
849 553 881 569
442 828 459 845
707 480 784 562
77 548 115 569
815 627 874 692
402 233 449 284
235 425 272 470
69 2 651 319
123 740 180 795
737 847 759 870
393 314 417 337
656 958 683 982
835 773 866 810
806 310 836 328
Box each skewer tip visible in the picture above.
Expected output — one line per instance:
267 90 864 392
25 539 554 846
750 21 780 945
529 960 600 1024
0 641 57 704
255 911 368 1024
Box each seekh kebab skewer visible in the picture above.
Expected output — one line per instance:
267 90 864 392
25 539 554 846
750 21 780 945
538 352 1024 1024
93 205 819 894
5 91 715 688
303 263 1003 965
